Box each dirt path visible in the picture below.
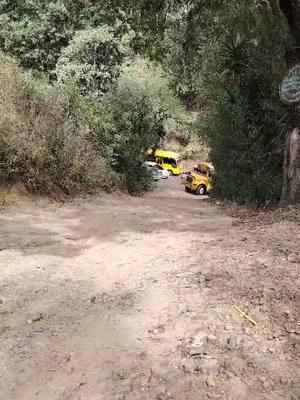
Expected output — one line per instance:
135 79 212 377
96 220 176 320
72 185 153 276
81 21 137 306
0 179 299 400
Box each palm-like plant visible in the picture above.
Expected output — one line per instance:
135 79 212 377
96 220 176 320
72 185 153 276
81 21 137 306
220 34 250 87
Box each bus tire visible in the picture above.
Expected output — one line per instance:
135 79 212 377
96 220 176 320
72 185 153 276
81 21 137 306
196 184 206 195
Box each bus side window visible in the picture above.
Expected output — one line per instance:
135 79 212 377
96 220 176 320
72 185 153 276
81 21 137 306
165 157 177 167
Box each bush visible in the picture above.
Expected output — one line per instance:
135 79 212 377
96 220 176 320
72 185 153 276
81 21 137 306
75 59 181 194
56 27 125 97
0 0 73 74
122 164 154 194
205 87 286 204
0 55 113 195
201 1 292 205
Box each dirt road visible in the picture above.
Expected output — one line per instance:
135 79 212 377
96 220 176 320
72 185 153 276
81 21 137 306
0 179 299 400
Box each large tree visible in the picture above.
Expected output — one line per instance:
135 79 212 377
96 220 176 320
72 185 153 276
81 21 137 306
279 0 300 204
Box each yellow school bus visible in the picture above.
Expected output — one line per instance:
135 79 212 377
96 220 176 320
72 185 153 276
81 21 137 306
146 149 183 175
184 162 214 195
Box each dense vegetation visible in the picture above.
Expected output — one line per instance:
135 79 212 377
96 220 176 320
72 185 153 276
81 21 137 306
0 55 114 195
0 1 297 203
196 1 292 203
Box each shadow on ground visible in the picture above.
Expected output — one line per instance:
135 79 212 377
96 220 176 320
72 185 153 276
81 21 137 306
0 181 229 258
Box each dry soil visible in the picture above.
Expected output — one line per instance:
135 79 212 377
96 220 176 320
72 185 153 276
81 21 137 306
0 178 299 400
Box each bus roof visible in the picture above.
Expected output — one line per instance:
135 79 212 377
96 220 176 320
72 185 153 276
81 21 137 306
147 149 180 160
197 162 214 170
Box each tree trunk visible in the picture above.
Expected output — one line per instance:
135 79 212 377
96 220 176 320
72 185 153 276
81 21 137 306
279 0 300 45
280 126 300 205
279 0 300 205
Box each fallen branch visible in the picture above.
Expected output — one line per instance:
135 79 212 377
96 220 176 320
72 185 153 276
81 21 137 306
233 305 258 326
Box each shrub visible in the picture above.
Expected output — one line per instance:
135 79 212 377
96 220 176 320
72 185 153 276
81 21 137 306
0 0 73 74
201 1 292 205
75 59 181 194
205 88 286 204
0 55 113 195
56 26 125 97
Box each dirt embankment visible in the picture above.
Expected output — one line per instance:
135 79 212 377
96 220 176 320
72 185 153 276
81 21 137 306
0 178 299 400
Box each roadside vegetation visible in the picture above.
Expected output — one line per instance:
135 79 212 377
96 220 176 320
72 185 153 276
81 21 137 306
0 55 114 195
0 1 298 204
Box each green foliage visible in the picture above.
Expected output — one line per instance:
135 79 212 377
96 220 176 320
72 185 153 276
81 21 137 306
0 0 131 75
56 27 125 97
76 60 179 193
0 0 73 74
0 0 174 75
205 86 287 204
0 55 114 195
162 0 223 108
221 34 250 81
202 0 292 204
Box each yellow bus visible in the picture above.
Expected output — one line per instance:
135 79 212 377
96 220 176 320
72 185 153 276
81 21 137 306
184 162 214 195
146 149 183 175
